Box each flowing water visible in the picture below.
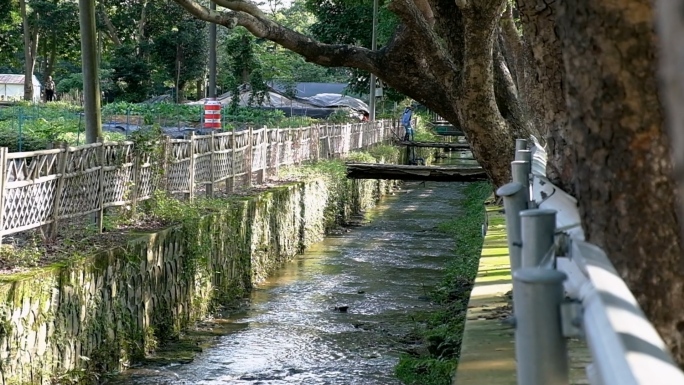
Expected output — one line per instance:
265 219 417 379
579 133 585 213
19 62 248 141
108 152 472 385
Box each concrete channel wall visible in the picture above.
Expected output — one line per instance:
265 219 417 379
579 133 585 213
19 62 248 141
0 177 395 384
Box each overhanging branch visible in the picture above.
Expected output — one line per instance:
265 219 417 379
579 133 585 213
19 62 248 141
171 0 379 71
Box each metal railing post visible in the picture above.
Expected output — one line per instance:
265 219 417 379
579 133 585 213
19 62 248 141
513 268 569 385
515 138 528 152
520 209 557 268
496 182 526 272
511 160 530 203
516 149 531 163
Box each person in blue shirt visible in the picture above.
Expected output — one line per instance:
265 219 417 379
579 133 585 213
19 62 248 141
401 105 414 141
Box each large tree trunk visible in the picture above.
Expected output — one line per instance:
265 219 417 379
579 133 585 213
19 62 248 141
656 0 684 362
20 0 39 102
456 0 517 187
555 0 684 361
515 0 572 193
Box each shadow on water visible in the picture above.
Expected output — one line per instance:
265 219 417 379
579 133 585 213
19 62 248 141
106 152 469 385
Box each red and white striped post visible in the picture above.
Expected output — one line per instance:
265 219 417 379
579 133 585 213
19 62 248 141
204 98 222 129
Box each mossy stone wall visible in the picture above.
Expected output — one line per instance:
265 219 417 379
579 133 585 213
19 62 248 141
0 177 395 384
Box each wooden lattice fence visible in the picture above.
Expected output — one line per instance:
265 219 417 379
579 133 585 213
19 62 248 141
0 120 397 241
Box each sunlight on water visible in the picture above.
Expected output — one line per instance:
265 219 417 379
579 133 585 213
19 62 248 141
107 152 468 385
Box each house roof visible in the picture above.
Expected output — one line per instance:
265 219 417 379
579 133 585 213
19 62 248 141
268 82 349 98
0 74 41 86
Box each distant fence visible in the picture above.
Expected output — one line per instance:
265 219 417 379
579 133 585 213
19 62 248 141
0 120 396 242
497 138 684 385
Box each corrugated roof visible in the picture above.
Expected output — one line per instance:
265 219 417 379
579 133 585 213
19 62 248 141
0 74 41 86
0 74 27 84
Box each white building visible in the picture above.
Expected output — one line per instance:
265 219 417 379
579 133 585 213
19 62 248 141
0 74 42 103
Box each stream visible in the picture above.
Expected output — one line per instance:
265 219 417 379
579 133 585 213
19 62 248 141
107 152 473 385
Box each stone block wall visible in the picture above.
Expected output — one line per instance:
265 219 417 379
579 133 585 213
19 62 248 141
0 177 395 384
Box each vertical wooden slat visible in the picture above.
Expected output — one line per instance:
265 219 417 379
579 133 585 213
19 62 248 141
96 137 105 233
131 144 140 216
207 131 215 197
186 132 196 201
50 143 68 239
0 148 8 244
247 127 253 188
274 129 280 177
163 136 171 193
227 131 235 193
257 126 268 184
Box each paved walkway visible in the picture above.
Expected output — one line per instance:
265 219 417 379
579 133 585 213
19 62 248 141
453 207 591 385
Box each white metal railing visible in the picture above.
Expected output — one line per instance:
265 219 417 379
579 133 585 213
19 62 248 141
497 138 684 385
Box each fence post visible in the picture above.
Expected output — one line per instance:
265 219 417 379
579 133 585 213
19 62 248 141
97 137 106 232
516 138 528 151
256 128 265 185
227 131 236 193
50 143 69 239
520 208 557 268
496 182 527 272
163 136 171 192
313 125 320 162
0 148 7 244
207 132 215 198
265 129 272 179
274 130 280 176
513 268 569 385
511 160 531 204
516 149 531 163
186 132 196 201
130 142 141 216
247 127 253 188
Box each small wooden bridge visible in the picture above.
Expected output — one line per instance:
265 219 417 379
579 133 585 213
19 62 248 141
346 163 487 182
398 141 471 150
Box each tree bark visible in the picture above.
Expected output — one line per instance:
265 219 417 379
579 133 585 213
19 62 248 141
20 0 39 102
456 0 519 187
555 0 684 361
656 0 684 362
515 0 571 193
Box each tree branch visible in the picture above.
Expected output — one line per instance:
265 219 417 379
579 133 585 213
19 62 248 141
171 0 379 70
388 0 459 83
99 5 122 47
413 0 435 27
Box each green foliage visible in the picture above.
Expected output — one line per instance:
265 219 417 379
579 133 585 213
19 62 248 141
221 29 268 112
0 0 21 66
368 144 399 163
151 5 208 101
304 0 404 100
346 151 376 163
395 182 492 385
395 357 456 385
0 244 41 269
110 43 153 103
414 112 439 142
324 109 358 123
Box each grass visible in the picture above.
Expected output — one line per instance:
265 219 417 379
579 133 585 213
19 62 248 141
477 210 511 284
394 181 493 385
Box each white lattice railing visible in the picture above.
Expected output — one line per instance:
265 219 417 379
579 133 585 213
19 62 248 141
0 120 397 241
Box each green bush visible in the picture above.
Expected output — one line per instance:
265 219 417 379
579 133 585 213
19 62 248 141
369 144 399 163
